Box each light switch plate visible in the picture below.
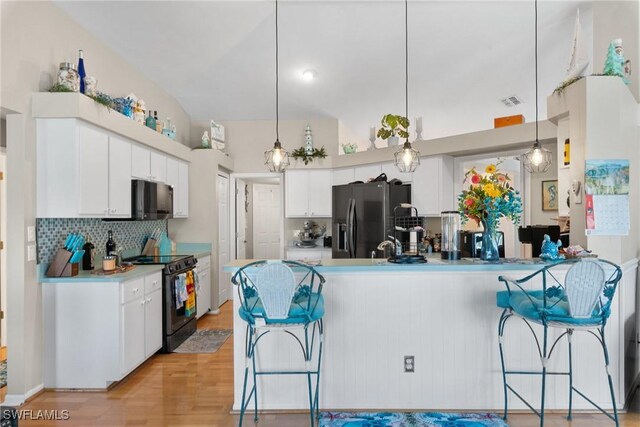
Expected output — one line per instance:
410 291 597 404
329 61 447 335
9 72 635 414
27 226 36 242
27 245 37 262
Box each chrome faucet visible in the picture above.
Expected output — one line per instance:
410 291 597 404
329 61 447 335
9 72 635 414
377 240 395 251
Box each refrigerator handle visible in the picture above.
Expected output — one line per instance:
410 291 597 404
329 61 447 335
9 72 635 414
348 198 356 258
344 198 351 255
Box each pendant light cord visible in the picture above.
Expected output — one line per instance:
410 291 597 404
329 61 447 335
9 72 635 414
275 0 280 143
534 0 539 146
405 0 409 142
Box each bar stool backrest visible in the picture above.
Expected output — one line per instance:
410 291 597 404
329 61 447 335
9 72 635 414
254 262 297 319
565 259 606 318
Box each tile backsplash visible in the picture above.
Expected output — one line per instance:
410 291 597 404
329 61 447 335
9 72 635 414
36 218 167 264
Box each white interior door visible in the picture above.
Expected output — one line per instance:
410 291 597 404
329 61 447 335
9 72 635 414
217 173 231 305
253 184 281 259
236 179 247 259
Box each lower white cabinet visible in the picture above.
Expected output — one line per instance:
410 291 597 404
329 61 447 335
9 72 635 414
43 269 164 389
196 255 212 318
286 248 332 260
121 297 145 375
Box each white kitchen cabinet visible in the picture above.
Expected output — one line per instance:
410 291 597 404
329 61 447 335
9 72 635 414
144 289 163 358
37 119 132 218
381 162 412 183
286 248 332 260
121 296 145 375
78 124 109 216
196 255 212 318
43 269 166 389
131 144 151 180
285 169 331 218
353 164 382 182
108 136 132 217
132 145 167 183
162 156 190 218
151 151 167 183
332 168 354 186
412 155 454 216
177 161 189 217
307 170 332 217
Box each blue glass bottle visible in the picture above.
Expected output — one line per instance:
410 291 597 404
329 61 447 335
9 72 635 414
77 49 86 94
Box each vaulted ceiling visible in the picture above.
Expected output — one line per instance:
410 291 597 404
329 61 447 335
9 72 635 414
54 1 593 141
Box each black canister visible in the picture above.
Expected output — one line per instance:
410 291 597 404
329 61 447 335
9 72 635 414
82 241 95 270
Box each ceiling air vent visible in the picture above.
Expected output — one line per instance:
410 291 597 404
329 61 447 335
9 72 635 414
500 95 523 107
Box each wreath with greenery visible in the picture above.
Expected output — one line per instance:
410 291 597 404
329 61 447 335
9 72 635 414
291 146 327 165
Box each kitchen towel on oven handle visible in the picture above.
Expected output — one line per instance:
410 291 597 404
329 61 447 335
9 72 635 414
173 273 188 309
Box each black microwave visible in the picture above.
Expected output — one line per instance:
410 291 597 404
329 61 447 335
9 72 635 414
131 179 173 220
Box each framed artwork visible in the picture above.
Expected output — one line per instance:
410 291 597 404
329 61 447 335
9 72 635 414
542 180 559 211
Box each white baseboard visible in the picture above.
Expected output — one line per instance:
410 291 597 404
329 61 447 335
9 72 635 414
4 383 44 407
209 308 220 315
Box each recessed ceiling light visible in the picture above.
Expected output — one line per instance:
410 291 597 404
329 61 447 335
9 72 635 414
302 69 317 82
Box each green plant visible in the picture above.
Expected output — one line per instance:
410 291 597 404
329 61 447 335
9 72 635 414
291 146 327 165
88 92 114 111
376 114 409 140
48 83 74 93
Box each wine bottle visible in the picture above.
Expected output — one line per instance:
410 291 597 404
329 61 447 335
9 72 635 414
78 49 86 94
106 230 116 256
145 110 156 130
154 111 162 133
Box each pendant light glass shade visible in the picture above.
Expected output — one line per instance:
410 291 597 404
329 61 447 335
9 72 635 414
264 0 289 173
523 142 552 173
394 141 420 173
264 140 290 172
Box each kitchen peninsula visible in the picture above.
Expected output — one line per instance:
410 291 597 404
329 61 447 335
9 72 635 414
225 257 638 412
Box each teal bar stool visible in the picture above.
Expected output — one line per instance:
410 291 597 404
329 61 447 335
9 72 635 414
496 258 622 426
232 260 325 427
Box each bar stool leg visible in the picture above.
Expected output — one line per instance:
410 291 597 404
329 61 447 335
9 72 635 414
314 319 324 421
304 326 315 427
497 309 510 420
539 325 549 427
600 328 619 427
567 329 573 421
252 344 259 422
239 325 253 427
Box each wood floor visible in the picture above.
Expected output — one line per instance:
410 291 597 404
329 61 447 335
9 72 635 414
21 302 640 426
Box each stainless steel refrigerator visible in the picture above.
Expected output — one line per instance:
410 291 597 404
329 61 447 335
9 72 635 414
332 182 411 258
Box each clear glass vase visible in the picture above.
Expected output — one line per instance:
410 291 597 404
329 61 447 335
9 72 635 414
480 218 500 261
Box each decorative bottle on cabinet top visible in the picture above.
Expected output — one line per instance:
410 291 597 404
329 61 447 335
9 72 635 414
77 49 86 94
145 110 157 130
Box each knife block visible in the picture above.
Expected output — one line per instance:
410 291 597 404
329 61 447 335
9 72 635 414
46 249 79 277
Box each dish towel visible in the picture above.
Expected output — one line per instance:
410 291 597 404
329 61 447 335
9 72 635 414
174 273 188 309
185 271 196 316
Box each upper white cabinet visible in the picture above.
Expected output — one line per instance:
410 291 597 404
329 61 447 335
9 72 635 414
37 118 185 218
411 155 454 216
108 136 132 218
353 164 382 182
167 157 189 218
37 120 132 219
381 162 413 183
132 145 167 183
285 169 332 217
77 125 109 216
332 168 354 186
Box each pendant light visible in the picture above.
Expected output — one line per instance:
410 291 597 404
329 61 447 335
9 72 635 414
394 0 420 173
264 0 290 173
523 0 552 174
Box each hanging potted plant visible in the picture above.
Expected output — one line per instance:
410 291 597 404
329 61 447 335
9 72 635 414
376 114 409 146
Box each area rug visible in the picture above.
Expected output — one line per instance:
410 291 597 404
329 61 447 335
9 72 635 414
173 329 232 354
319 412 508 427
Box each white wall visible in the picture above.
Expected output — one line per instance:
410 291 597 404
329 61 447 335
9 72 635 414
0 0 193 402
0 148 6 346
191 119 339 172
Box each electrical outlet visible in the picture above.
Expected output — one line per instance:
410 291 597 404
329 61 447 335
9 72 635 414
27 245 37 262
404 355 415 373
27 226 36 242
